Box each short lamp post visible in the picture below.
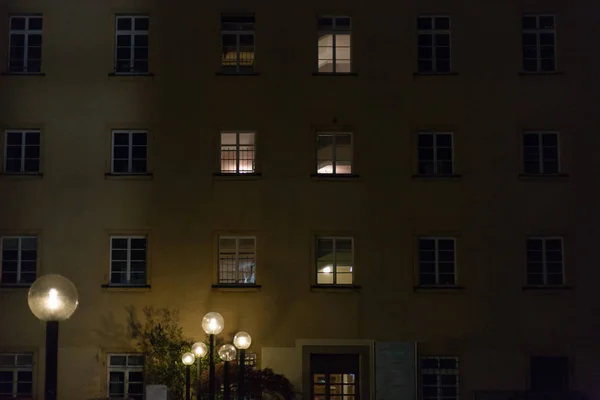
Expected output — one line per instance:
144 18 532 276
192 342 208 399
27 275 78 400
233 332 252 400
182 352 196 400
202 312 224 400
218 345 237 400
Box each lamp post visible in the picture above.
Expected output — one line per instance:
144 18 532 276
202 312 224 400
192 342 208 399
27 275 78 400
218 345 237 400
233 332 252 400
182 352 196 400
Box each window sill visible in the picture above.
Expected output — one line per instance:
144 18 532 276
311 173 360 181
0 172 43 179
413 72 458 76
212 284 262 292
1 71 46 76
101 284 151 292
213 172 262 180
216 72 260 76
522 285 572 293
312 72 358 77
105 173 153 180
0 284 32 290
414 285 464 293
518 173 568 181
412 174 461 180
108 72 154 77
519 71 563 76
310 284 361 292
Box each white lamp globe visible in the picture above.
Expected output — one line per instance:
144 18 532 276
233 331 252 350
192 342 208 357
218 344 237 362
202 312 224 335
27 274 79 321
182 352 195 366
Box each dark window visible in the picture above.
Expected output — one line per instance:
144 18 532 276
0 237 37 285
111 130 148 174
531 357 569 392
417 16 451 73
110 237 147 286
311 354 359 400
4 130 40 173
526 238 564 286
115 16 149 74
108 354 144 400
221 15 255 73
218 237 256 284
419 238 456 285
418 132 454 175
421 356 459 400
522 15 556 72
8 15 42 73
0 353 33 398
523 132 560 174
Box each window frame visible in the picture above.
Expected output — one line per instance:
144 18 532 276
526 237 564 287
217 236 257 285
107 353 144 400
114 15 149 75
0 352 34 398
418 237 457 286
8 15 43 74
3 130 41 174
522 131 560 175
109 236 148 287
220 15 256 74
317 16 352 74
315 131 354 175
110 130 148 174
315 236 355 286
417 132 454 175
420 356 459 400
522 14 557 72
417 15 452 73
0 236 38 286
219 131 256 174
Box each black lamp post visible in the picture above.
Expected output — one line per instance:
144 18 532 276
218 344 237 400
202 312 225 400
182 352 196 400
192 342 208 400
233 332 252 400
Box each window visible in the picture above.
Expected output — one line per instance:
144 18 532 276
4 130 40 174
218 237 256 285
110 237 147 286
8 15 42 73
420 356 459 400
316 132 353 175
526 237 563 286
522 15 556 72
419 238 456 285
0 353 33 398
239 352 257 368
221 15 255 73
530 357 569 392
523 132 559 174
108 354 144 400
0 236 37 285
417 16 451 73
317 17 351 73
316 237 353 285
311 354 359 400
111 130 148 174
115 16 149 74
220 132 255 174
418 132 453 175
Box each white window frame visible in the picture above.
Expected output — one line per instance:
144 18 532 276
0 236 38 285
526 237 564 286
417 132 454 175
420 356 459 400
417 16 451 73
522 14 556 72
419 237 457 286
316 132 353 175
221 16 255 73
219 131 256 174
109 236 147 286
107 354 144 400
523 131 560 174
3 130 41 174
317 16 352 74
0 353 34 398
8 15 42 73
218 236 256 285
316 236 354 286
114 15 149 74
111 130 148 174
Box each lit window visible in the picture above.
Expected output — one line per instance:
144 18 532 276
316 132 353 175
8 15 42 73
111 130 147 174
417 16 451 73
317 17 351 73
526 237 564 286
108 354 144 400
311 354 359 400
220 132 255 174
522 15 556 72
0 353 33 398
418 132 453 175
523 132 560 175
110 237 147 286
221 15 255 74
3 130 40 174
419 238 456 286
421 356 459 400
316 237 353 285
218 237 256 285
0 236 37 285
115 16 149 74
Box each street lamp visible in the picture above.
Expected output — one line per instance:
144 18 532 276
182 352 196 400
233 332 252 400
202 312 224 400
27 274 78 400
192 342 208 399
218 344 237 400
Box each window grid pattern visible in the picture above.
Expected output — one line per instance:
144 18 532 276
421 356 459 400
419 238 456 285
317 17 352 73
526 237 564 286
522 15 556 72
108 354 144 400
4 130 40 174
523 132 559 174
115 16 149 74
239 352 257 368
0 353 33 398
111 131 148 174
0 236 37 285
418 132 454 175
316 132 353 175
313 373 357 400
417 16 451 73
8 15 42 73
221 16 255 73
218 237 256 284
110 237 147 286
220 132 255 174
316 237 354 285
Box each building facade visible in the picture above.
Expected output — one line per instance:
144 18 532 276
0 0 599 399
